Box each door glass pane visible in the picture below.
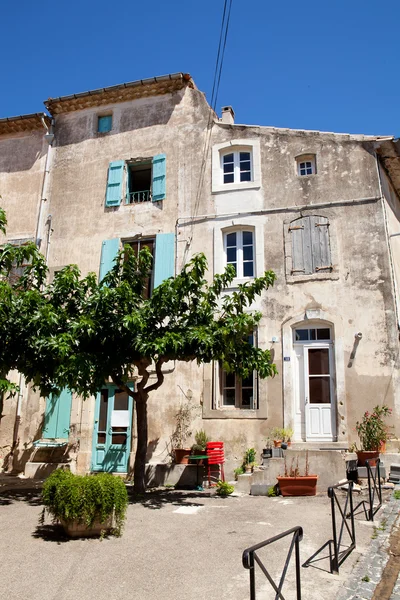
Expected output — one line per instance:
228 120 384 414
309 377 331 404
317 328 331 340
114 389 129 411
308 348 330 375
98 389 108 432
112 427 127 445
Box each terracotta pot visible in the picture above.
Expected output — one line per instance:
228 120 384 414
61 516 114 538
273 440 282 448
174 448 191 464
277 475 318 497
356 450 379 467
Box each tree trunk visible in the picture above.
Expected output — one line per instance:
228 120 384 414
133 392 148 494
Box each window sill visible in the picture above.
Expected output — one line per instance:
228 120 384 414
286 271 339 284
212 181 261 194
203 405 267 419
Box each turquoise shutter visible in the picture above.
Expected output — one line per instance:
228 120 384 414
154 233 175 288
152 154 166 202
43 389 72 439
99 238 120 281
42 395 59 438
105 160 124 207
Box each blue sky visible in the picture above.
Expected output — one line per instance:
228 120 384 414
1 0 399 136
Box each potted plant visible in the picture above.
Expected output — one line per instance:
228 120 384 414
243 447 256 473
262 437 273 460
277 452 318 496
272 427 284 448
190 429 210 455
40 469 128 537
171 400 195 464
355 405 391 466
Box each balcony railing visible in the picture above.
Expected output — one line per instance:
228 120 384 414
126 190 152 204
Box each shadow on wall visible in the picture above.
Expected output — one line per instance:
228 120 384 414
0 137 46 173
55 91 185 148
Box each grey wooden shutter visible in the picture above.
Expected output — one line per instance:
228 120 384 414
310 216 331 272
290 217 312 275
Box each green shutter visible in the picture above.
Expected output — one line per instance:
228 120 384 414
152 154 166 202
154 233 175 288
105 160 124 207
99 238 120 281
43 389 72 440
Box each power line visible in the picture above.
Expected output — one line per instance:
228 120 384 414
185 0 233 260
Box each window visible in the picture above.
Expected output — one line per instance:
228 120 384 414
289 215 332 275
126 161 152 204
222 150 252 184
125 238 155 298
98 115 112 133
221 333 257 409
224 230 254 278
105 154 166 207
212 139 261 193
296 154 316 176
294 328 331 342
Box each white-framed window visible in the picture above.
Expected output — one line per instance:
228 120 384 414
221 333 257 409
221 150 252 184
224 229 254 278
212 139 261 193
296 154 316 176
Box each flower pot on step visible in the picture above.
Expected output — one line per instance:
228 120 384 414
277 475 318 497
356 450 379 467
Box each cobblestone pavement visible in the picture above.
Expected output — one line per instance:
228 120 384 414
337 485 400 600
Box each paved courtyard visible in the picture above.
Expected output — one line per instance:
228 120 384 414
0 477 398 600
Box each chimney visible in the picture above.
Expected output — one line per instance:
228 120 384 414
221 106 235 125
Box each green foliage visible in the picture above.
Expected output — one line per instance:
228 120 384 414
41 469 128 535
234 466 244 480
244 448 256 465
216 480 234 497
355 405 391 451
194 429 210 450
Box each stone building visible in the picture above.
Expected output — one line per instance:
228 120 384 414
0 73 399 478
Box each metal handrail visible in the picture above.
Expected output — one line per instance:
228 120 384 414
303 481 355 574
243 526 303 600
349 458 382 522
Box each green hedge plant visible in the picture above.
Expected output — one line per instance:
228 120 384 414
41 469 128 536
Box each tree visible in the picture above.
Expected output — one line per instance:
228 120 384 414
0 208 47 419
0 219 277 493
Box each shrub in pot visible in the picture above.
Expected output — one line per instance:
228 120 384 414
40 469 128 537
355 405 391 466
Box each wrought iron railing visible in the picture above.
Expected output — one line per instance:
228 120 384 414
242 526 303 599
303 481 355 574
126 190 151 204
349 458 382 522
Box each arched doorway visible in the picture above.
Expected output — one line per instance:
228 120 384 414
292 323 336 441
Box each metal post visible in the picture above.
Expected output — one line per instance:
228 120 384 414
329 488 339 574
249 551 256 600
295 531 302 600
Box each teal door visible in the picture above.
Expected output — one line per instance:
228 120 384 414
91 385 134 473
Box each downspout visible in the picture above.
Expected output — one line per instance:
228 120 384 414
11 119 55 465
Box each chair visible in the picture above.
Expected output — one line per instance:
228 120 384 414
206 441 225 487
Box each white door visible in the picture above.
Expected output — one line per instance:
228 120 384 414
304 344 334 441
